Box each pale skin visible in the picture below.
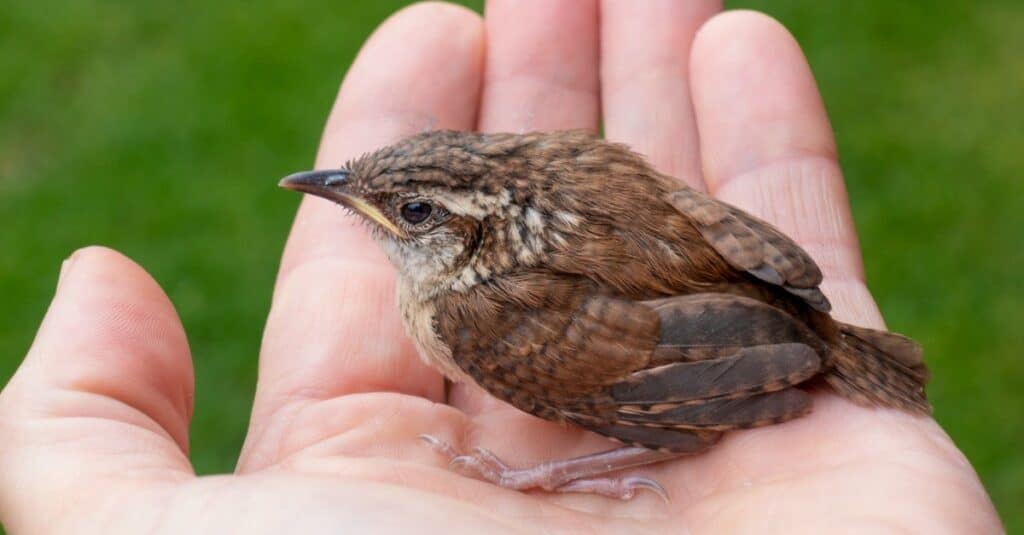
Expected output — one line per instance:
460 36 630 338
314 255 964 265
0 1 1003 533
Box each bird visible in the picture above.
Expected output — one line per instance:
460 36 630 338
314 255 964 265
279 130 929 500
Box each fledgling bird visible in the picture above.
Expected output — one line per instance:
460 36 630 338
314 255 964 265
280 130 929 500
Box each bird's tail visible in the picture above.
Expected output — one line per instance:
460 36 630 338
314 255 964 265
825 323 931 414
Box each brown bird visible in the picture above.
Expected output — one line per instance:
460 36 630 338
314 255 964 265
280 130 929 500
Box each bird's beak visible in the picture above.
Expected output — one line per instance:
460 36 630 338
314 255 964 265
279 169 406 238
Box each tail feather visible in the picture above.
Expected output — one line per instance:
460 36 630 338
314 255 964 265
826 323 931 414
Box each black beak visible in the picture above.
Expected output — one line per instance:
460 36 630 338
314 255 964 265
278 169 350 195
277 168 407 238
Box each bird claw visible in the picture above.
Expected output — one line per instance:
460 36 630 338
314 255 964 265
448 454 498 480
556 475 669 502
420 435 507 478
419 434 456 456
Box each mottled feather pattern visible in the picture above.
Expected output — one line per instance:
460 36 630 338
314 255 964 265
643 293 827 364
310 130 931 453
615 388 813 430
665 189 831 312
613 344 821 404
434 278 831 450
829 324 929 413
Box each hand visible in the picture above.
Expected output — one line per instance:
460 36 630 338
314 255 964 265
0 2 1002 533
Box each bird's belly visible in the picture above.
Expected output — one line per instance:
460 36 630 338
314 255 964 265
398 282 472 383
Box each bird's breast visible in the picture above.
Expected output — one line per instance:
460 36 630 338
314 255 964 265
397 278 472 383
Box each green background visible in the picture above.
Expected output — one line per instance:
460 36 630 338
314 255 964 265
1 1 1020 530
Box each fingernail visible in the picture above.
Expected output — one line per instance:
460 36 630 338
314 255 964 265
56 253 76 290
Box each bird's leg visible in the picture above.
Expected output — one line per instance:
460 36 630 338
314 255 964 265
420 435 681 500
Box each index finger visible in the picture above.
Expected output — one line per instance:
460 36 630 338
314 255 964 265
241 3 484 471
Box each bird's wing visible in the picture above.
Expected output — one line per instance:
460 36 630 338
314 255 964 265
434 274 823 451
572 292 824 450
665 187 832 312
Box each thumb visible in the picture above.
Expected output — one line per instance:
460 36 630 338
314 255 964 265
0 246 196 533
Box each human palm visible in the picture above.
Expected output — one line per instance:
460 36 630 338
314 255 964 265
0 2 1001 533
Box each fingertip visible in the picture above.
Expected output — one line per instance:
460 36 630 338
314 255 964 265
373 0 484 53
322 0 484 148
57 245 167 298
478 0 600 132
401 0 482 24
57 245 162 297
48 245 190 364
599 0 720 187
694 9 791 46
17 245 194 452
691 9 837 183
692 10 805 80
379 0 485 68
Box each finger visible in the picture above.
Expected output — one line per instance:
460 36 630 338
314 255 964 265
600 0 721 188
477 0 600 132
243 3 484 469
0 247 194 533
447 0 604 456
691 11 882 327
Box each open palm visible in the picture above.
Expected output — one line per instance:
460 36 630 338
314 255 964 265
0 2 1001 533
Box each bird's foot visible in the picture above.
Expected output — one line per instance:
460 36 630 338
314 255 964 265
419 434 671 501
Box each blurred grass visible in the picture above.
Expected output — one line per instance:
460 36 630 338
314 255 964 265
0 0 1019 530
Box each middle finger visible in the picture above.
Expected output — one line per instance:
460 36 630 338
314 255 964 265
600 0 721 189
476 0 600 133
447 0 603 450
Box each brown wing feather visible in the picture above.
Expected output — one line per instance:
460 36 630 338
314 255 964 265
611 343 820 404
665 187 831 312
434 275 829 450
643 292 826 364
615 388 813 430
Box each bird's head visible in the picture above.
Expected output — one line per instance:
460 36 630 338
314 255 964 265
280 129 659 293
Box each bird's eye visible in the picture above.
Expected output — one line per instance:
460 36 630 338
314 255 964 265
400 201 433 224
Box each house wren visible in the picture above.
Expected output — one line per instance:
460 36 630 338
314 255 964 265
280 130 929 500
